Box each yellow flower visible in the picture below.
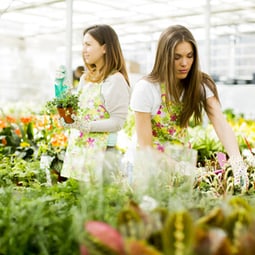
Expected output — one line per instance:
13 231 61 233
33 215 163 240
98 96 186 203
20 141 30 147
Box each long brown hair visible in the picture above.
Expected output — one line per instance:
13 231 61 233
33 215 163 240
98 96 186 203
82 24 130 86
146 24 219 127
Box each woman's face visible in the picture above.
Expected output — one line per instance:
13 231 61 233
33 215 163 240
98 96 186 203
174 41 194 81
82 33 106 68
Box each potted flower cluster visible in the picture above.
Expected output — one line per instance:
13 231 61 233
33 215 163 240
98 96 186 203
45 90 80 123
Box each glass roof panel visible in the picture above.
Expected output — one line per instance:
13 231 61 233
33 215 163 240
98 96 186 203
1 0 255 42
0 0 254 57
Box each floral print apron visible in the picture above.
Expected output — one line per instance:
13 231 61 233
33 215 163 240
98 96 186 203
61 81 110 181
151 87 187 152
127 85 197 185
150 86 197 168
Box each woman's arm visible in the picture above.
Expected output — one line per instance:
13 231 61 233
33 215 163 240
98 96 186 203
206 96 241 158
63 73 130 133
90 73 131 132
206 96 248 189
134 111 153 148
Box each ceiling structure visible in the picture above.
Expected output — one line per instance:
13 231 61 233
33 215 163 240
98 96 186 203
1 0 255 52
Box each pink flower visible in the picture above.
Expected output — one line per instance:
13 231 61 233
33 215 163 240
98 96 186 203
168 127 176 135
86 137 95 147
81 221 125 255
157 105 163 114
170 114 177 121
84 115 90 121
157 144 165 152
80 245 89 255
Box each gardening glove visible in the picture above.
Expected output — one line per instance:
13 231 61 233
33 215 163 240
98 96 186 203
59 114 91 133
228 155 249 191
245 151 255 167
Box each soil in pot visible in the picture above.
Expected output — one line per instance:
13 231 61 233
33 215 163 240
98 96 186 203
57 107 76 123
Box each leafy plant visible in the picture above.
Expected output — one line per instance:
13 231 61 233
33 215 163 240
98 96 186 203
44 90 80 115
188 125 224 166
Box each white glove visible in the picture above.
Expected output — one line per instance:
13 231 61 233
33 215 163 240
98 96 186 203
228 155 249 190
59 114 91 133
245 152 255 167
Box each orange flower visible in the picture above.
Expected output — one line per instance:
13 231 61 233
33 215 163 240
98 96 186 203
6 115 16 123
0 119 6 129
15 128 21 136
51 133 67 147
20 116 33 124
34 115 49 128
2 138 7 145
47 125 53 131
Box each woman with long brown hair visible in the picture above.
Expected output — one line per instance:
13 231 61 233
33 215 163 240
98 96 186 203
60 24 130 181
130 24 248 190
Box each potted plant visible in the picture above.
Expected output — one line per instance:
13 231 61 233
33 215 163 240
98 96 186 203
45 90 80 123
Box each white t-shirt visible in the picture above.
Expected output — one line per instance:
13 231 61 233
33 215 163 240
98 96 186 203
130 79 214 115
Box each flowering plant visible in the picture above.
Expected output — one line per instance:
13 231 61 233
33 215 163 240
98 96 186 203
0 112 36 159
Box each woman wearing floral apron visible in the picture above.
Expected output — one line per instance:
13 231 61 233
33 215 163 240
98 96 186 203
130 25 248 191
60 24 130 181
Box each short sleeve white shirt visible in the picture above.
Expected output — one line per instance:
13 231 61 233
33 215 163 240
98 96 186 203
130 79 214 116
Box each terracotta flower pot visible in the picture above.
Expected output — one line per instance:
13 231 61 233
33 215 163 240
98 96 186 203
57 107 76 123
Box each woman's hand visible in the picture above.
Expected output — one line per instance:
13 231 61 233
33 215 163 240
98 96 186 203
228 155 249 191
59 114 91 133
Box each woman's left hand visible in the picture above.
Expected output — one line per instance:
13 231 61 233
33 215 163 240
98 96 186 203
228 156 249 192
59 114 91 133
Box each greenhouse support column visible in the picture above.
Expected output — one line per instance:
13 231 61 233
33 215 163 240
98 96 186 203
66 0 73 82
205 0 211 74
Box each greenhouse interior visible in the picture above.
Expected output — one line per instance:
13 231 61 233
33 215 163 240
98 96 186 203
1 0 255 113
1 0 255 254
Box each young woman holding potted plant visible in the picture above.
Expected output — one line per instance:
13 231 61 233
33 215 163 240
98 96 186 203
59 24 131 181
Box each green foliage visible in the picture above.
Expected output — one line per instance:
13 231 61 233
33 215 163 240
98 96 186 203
189 125 224 166
123 108 135 138
0 183 81 255
223 108 245 121
0 168 131 255
1 104 255 254
44 90 80 115
0 155 46 187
